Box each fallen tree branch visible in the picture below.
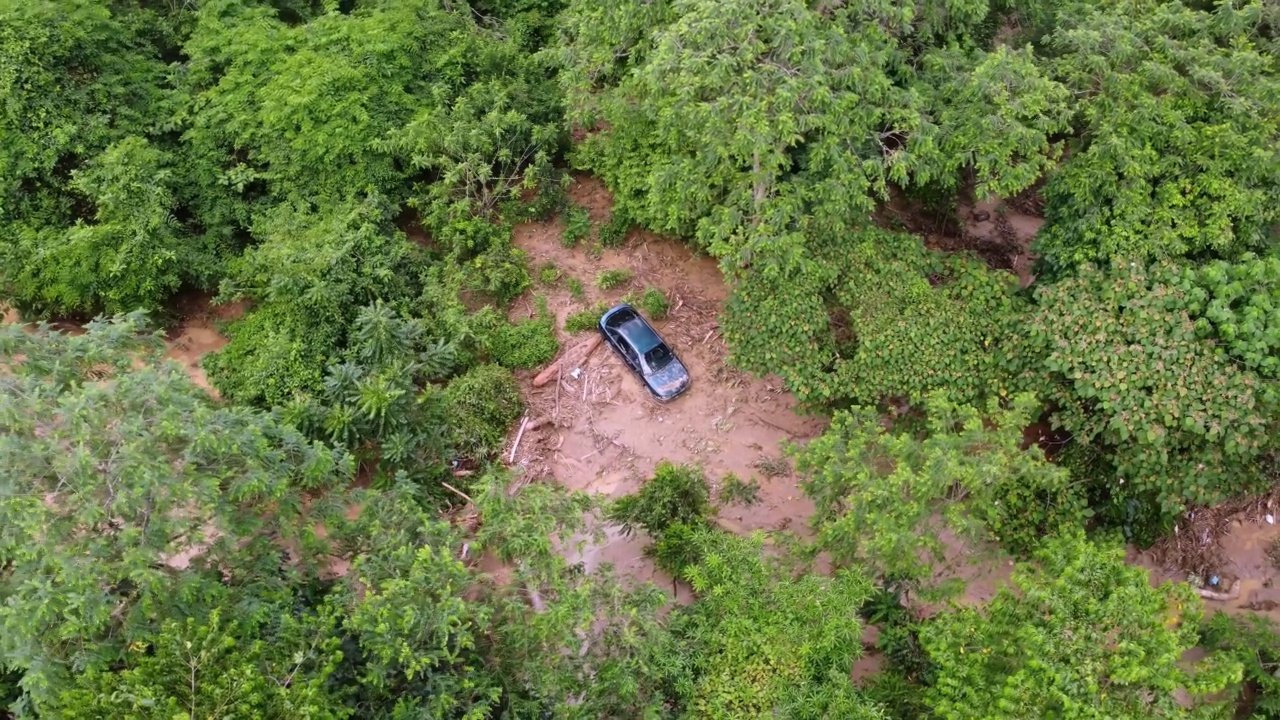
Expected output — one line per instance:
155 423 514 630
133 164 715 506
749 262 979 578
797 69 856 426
533 335 602 387
441 481 474 505
1196 586 1240 602
509 415 529 463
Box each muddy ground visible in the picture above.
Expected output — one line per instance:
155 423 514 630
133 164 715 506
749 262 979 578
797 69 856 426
504 176 826 592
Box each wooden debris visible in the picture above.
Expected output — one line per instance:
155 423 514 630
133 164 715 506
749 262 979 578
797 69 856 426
508 415 529 463
532 335 602 387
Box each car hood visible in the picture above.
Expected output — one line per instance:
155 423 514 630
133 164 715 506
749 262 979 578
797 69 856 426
647 358 690 399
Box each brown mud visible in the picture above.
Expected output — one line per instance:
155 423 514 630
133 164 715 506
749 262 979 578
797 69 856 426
505 175 826 592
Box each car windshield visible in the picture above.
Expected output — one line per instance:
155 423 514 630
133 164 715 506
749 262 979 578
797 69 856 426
643 344 673 371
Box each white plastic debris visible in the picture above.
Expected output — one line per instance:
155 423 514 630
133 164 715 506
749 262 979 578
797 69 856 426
570 367 582 379
1267 514 1275 525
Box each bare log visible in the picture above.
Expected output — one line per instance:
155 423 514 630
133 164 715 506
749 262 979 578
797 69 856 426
532 335 602 387
1196 586 1240 602
508 415 529 463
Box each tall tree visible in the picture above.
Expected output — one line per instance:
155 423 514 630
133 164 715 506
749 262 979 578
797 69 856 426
1035 0 1280 269
0 315 353 709
796 392 1083 586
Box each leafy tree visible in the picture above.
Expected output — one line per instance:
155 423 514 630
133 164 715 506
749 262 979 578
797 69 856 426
440 364 524 461
1201 611 1280 718
50 609 345 720
0 1 179 318
5 137 195 317
661 526 888 719
907 44 1071 199
919 533 1241 718
1035 0 1280 269
323 477 677 719
282 303 458 486
825 231 1023 407
0 315 353 710
1016 260 1275 518
559 0 909 259
1164 253 1280 382
206 198 419 406
608 461 712 540
796 392 1083 585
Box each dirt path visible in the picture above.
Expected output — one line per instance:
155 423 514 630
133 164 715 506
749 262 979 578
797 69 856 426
504 175 826 588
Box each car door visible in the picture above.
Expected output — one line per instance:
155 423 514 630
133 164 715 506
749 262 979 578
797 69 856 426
606 327 638 372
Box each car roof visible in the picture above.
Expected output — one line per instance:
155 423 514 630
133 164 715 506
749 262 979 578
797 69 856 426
619 318 662 353
602 304 663 353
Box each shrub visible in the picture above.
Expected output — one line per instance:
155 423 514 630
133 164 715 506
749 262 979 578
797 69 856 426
1201 612 1280 716
564 303 609 333
538 262 561 285
204 305 338 408
561 204 592 247
598 211 630 247
635 287 670 319
717 472 760 507
462 239 531 306
441 364 523 459
471 304 559 370
595 269 633 290
608 462 711 539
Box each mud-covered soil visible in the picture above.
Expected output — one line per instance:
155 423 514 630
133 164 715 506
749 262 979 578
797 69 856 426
505 175 826 591
1135 505 1280 621
163 291 246 393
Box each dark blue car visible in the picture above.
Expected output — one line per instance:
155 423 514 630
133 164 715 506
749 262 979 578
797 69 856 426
598 304 690 401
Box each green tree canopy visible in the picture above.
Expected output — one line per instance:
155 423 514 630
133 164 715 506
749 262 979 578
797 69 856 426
1035 0 1280 269
1016 260 1276 518
920 533 1241 718
0 315 353 708
796 392 1083 585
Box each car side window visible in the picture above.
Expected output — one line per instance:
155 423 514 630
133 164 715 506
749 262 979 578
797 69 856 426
609 328 636 364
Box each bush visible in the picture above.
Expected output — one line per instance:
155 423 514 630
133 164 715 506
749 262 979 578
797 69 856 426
595 269 633 290
635 287 670 319
717 472 760 507
608 462 711 539
564 303 609 333
204 305 338 408
538 263 561 285
470 304 559 370
441 364 523 460
1201 611 1280 717
462 238 532 306
598 211 630 247
561 204 592 247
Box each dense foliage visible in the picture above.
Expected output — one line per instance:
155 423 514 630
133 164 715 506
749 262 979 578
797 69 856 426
919 533 1241 718
1033 0 1280 269
4 0 1280 715
797 392 1083 585
1016 260 1276 518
